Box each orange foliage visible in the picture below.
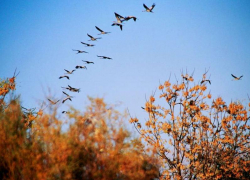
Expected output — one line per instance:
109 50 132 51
130 72 250 180
0 94 159 179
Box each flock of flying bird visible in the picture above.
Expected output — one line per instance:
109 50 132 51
47 3 157 113
46 3 244 114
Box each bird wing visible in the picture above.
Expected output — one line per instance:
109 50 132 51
48 98 54 104
132 16 137 21
115 12 124 19
119 24 122 31
239 75 243 79
87 34 93 38
95 26 103 32
63 91 69 96
64 69 70 73
143 4 149 10
150 3 156 10
231 74 237 78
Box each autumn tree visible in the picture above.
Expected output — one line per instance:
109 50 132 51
33 97 160 180
130 72 250 180
0 73 159 179
0 72 46 180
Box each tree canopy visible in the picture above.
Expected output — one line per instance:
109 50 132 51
0 75 159 180
130 72 250 179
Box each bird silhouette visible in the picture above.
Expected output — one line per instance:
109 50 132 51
64 69 75 74
62 96 72 103
72 49 88 54
62 85 80 93
95 26 111 35
48 98 60 105
82 60 94 64
75 65 87 69
87 33 101 41
81 42 95 47
62 91 73 103
231 74 243 80
59 75 69 80
97 55 112 60
201 80 211 84
143 3 156 12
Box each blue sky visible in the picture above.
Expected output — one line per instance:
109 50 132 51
1 0 250 120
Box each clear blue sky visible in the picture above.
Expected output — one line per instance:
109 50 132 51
1 0 250 119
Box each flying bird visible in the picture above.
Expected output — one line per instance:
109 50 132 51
62 85 80 93
48 98 60 105
82 60 94 64
62 91 73 103
81 42 95 47
201 80 211 84
87 33 101 41
97 55 112 60
62 96 72 103
143 3 156 12
124 16 137 22
59 75 69 80
231 74 243 80
111 22 123 31
72 49 88 54
64 69 75 74
75 65 87 69
95 26 111 35
114 12 125 23
62 111 69 114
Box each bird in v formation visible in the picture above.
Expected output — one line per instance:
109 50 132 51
97 55 112 60
62 91 73 103
59 3 244 115
72 49 88 54
81 42 95 47
47 98 60 105
95 26 111 35
59 75 69 80
143 3 156 13
83 60 94 64
87 33 101 41
231 74 243 80
62 85 80 93
59 3 156 111
64 69 75 74
76 65 87 69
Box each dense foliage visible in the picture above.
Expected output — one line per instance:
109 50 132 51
130 72 250 179
0 75 159 180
